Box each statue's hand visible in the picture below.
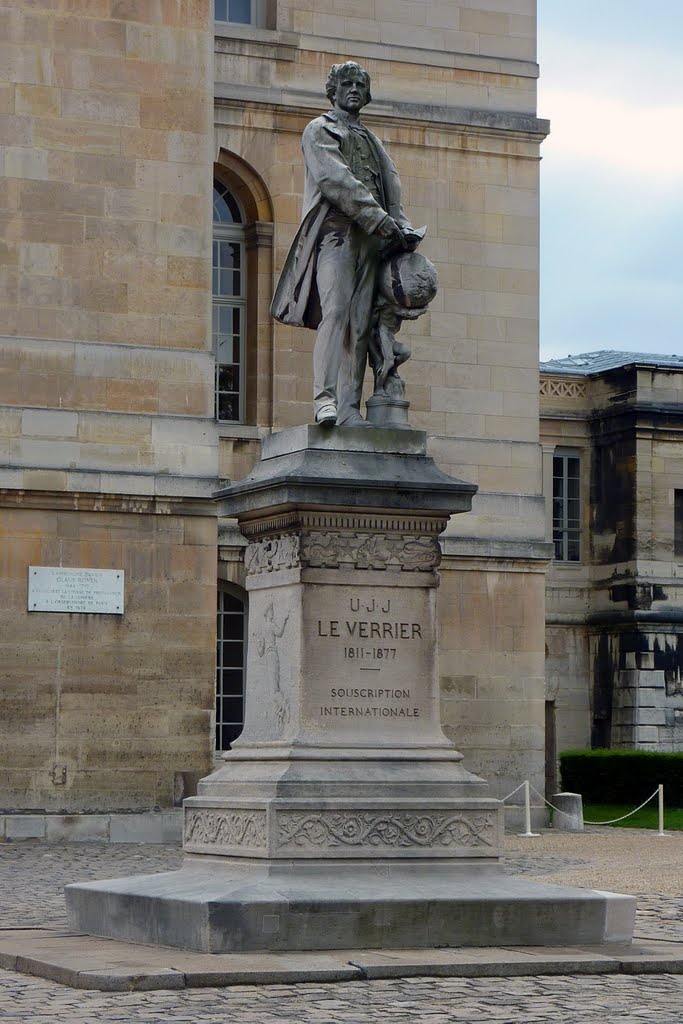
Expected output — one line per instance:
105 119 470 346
375 215 406 248
401 225 427 251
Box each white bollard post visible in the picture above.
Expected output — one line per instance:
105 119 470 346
657 783 667 837
517 780 540 838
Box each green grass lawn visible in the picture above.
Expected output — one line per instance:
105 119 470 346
582 803 683 830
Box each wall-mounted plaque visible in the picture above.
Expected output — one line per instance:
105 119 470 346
28 567 124 615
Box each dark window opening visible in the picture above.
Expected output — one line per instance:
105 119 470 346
553 451 581 562
675 491 683 559
213 182 243 224
216 586 246 751
213 181 245 422
215 0 252 26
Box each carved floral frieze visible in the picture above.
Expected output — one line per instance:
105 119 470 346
184 809 267 848
277 811 494 850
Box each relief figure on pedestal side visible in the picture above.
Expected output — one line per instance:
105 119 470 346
271 61 438 428
256 603 290 729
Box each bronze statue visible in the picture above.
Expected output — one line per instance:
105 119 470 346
271 61 437 428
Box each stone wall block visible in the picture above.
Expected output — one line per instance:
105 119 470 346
6 816 46 839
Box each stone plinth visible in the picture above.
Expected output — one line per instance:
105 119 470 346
66 427 635 951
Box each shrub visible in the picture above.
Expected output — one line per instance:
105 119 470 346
560 749 683 807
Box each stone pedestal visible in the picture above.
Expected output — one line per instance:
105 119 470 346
365 393 411 429
66 427 635 952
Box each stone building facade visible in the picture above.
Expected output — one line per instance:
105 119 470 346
0 2 217 813
541 351 683 776
1 1 549 817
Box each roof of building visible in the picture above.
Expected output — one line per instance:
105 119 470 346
540 350 683 376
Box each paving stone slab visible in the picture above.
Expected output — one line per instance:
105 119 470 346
75 969 187 992
181 962 364 987
0 930 364 990
1 929 683 991
347 946 622 979
617 941 683 974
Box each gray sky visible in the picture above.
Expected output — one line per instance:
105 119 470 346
538 1 683 359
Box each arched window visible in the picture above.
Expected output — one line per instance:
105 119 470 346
213 180 246 422
216 583 247 751
212 154 274 429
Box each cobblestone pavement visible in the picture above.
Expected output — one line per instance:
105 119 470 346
1 832 683 1022
3 971 683 1024
0 842 183 929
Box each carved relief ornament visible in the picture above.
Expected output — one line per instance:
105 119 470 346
277 811 494 850
245 531 440 575
540 377 587 400
184 809 267 848
244 534 300 575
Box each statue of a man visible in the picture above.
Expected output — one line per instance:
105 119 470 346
271 61 420 427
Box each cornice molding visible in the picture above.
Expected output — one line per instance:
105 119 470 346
214 87 549 141
0 488 217 516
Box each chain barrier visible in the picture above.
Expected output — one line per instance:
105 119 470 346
528 781 661 826
500 780 667 836
501 779 539 837
500 781 527 803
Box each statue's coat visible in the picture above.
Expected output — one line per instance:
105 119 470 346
270 111 409 329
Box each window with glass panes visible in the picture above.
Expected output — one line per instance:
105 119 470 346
213 181 245 422
216 586 246 752
214 0 252 24
553 450 581 562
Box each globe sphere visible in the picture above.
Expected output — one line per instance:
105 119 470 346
378 251 439 309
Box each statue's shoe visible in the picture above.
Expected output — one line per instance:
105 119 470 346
315 403 337 425
337 414 372 428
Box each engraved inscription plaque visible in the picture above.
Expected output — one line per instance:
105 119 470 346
28 566 125 615
302 583 438 744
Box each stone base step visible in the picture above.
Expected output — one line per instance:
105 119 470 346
65 860 635 953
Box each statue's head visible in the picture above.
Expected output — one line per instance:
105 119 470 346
325 61 372 111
